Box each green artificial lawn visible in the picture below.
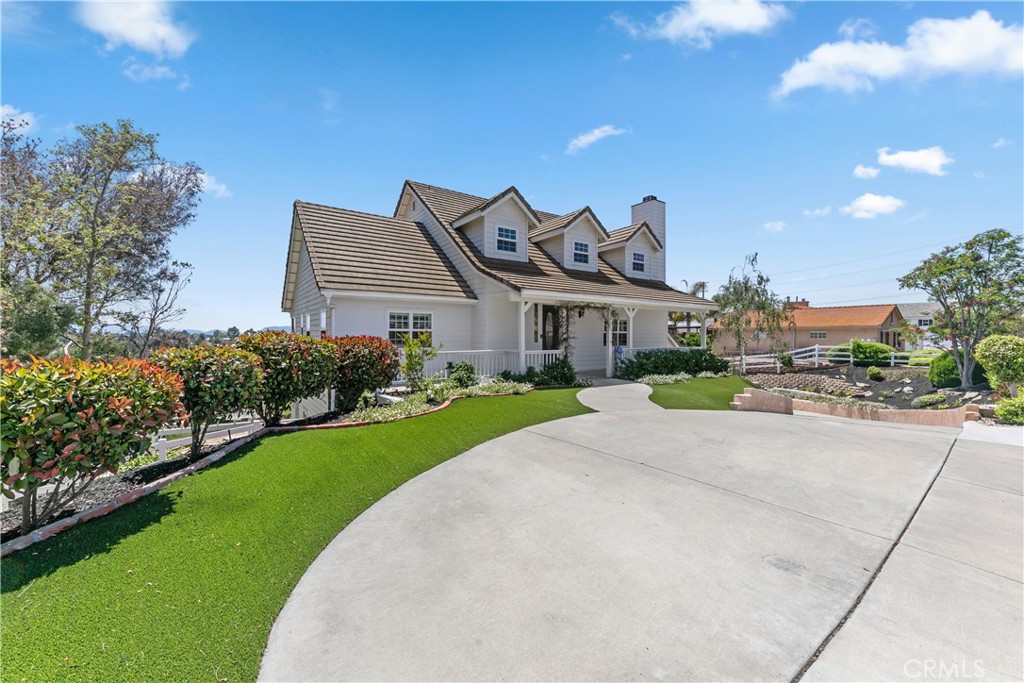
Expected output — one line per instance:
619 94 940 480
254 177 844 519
648 376 752 410
1 389 590 683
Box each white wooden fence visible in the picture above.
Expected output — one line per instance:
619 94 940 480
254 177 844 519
149 418 263 462
728 344 940 374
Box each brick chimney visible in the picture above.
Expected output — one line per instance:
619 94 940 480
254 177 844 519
790 299 810 309
631 195 666 281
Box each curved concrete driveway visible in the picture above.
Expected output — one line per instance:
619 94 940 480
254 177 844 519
259 408 980 682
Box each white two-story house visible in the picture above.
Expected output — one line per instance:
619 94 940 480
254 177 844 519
280 180 715 378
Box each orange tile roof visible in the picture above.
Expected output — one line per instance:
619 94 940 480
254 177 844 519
711 304 901 329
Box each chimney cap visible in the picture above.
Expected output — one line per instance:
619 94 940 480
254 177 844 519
642 194 658 202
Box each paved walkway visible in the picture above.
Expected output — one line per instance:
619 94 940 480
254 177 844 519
575 378 662 412
257 404 1023 681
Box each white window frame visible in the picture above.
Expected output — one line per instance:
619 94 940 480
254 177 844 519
809 331 827 340
319 310 327 334
603 318 628 347
918 318 932 327
496 226 518 253
388 311 433 346
631 252 646 273
572 241 590 265
303 313 311 336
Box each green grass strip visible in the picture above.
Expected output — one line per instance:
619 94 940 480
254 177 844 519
1 389 590 683
648 376 752 410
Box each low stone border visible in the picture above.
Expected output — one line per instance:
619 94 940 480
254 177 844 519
0 387 543 558
730 388 980 428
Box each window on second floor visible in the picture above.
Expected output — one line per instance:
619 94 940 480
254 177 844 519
496 226 517 253
918 318 933 327
632 252 645 273
573 241 589 264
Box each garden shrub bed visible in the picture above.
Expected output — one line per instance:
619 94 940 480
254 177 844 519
789 365 994 409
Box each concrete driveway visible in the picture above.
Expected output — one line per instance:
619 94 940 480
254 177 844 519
259 409 1022 682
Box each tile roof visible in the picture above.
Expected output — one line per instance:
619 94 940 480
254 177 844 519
531 207 589 239
450 186 544 227
293 200 476 300
897 302 941 320
405 181 713 308
600 222 664 251
790 304 901 328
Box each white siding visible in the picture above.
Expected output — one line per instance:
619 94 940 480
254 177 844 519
482 200 530 262
571 309 608 371
289 242 329 337
562 219 599 273
331 297 472 350
632 308 671 348
630 199 667 282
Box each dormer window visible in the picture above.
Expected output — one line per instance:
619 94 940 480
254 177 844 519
632 252 645 273
497 226 517 253
573 241 590 265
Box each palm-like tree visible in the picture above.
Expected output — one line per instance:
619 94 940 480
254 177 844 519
669 280 710 344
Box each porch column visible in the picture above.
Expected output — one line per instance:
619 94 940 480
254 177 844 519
605 317 614 378
700 316 708 349
625 307 637 350
518 301 531 372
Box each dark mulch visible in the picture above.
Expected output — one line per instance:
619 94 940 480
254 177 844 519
795 365 994 409
1 445 219 543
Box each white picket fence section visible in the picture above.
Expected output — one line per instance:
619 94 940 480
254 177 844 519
728 344 939 374
399 348 562 382
149 418 263 462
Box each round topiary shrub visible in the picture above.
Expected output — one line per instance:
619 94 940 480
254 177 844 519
236 331 336 426
928 351 986 389
153 344 263 459
326 335 402 412
867 365 884 381
911 393 948 408
994 396 1024 425
1 357 186 534
973 334 1024 396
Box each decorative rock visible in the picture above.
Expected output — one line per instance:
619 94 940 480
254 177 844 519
963 391 980 401
901 378 913 384
863 391 873 397
902 386 915 394
855 382 869 388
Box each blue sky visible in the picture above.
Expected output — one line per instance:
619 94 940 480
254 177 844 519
3 1 1022 330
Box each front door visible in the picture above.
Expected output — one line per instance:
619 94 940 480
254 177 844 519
541 305 560 351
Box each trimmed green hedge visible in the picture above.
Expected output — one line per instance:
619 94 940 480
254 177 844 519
616 348 730 381
928 351 987 389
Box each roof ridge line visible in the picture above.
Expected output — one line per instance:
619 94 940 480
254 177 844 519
296 199 414 223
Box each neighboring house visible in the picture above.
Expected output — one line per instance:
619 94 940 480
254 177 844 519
897 303 946 351
281 180 715 377
712 300 907 354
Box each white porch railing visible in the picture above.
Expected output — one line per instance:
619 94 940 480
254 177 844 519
398 348 563 382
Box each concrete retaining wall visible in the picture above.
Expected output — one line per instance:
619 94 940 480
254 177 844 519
730 388 980 427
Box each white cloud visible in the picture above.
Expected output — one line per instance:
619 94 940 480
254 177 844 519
319 87 340 113
763 220 785 233
803 205 831 218
200 173 232 199
992 137 1013 148
877 145 953 176
841 193 905 219
1 2 40 36
612 0 789 50
122 58 190 89
566 124 626 155
853 164 880 179
838 18 878 40
774 10 1023 98
76 1 194 58
1 104 37 132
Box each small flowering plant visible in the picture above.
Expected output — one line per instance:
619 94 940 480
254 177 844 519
0 357 186 534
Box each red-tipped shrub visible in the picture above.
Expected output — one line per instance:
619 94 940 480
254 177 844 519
326 335 401 411
1 357 186 534
235 331 335 426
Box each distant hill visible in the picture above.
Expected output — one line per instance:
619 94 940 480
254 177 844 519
174 325 290 336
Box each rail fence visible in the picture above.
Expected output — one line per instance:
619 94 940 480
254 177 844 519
727 344 941 374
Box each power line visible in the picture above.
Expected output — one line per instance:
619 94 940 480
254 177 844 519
766 222 1023 278
779 258 922 285
790 276 905 295
813 293 924 306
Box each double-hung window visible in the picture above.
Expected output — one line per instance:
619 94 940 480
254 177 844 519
918 318 932 327
496 226 517 253
603 318 628 347
632 252 645 273
573 241 589 265
388 312 433 345
809 331 827 340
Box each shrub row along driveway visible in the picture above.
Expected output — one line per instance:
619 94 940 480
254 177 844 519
260 409 1023 682
0 390 591 683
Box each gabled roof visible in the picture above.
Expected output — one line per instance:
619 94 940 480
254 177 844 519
531 206 609 241
599 221 664 251
897 302 941 320
449 185 544 229
402 180 714 309
281 200 476 310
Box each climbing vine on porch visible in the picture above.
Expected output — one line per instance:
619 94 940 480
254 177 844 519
551 301 622 360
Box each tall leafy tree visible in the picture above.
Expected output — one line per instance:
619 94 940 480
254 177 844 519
714 254 787 362
899 228 1024 388
49 120 203 358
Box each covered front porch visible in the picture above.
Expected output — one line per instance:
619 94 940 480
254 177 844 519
420 294 713 379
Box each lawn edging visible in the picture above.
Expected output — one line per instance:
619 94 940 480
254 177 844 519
0 388 542 558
